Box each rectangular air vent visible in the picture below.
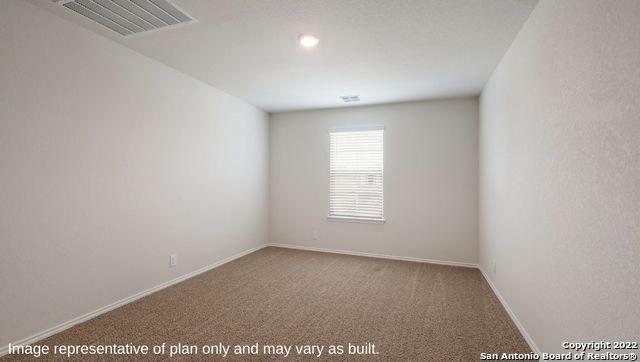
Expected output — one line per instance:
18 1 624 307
341 95 360 103
60 0 194 36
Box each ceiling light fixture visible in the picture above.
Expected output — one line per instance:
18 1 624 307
299 34 319 48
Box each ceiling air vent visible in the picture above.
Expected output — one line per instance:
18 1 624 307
59 0 195 36
341 95 360 103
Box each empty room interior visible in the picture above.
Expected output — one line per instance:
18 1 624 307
1 0 638 360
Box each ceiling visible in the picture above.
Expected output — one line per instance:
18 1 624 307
32 0 538 112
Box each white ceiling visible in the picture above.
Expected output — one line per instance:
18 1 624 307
33 0 538 112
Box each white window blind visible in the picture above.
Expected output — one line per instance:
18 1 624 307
329 128 384 221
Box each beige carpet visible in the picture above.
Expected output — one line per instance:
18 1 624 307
4 247 530 360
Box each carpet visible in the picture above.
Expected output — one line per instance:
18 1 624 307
3 247 530 360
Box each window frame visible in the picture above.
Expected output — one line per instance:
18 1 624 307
327 126 386 224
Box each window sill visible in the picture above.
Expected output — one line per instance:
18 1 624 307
327 216 386 224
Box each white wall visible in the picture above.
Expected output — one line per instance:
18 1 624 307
270 98 478 264
0 0 268 347
479 0 640 353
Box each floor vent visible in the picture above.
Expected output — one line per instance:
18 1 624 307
59 0 195 36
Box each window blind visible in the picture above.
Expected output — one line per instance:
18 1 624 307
329 128 384 221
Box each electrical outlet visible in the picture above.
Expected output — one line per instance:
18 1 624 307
492 260 497 276
312 230 319 241
170 254 177 267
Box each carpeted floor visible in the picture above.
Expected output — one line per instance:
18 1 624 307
4 247 530 360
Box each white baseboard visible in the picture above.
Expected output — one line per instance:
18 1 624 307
0 244 267 357
265 243 479 268
478 266 540 355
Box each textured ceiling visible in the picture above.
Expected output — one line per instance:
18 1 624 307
32 0 538 112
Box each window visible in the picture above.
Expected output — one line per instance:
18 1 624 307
329 127 384 222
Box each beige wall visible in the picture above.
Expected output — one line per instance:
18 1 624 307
479 0 640 353
269 98 478 264
0 1 268 347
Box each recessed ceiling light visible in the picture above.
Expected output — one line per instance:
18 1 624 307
299 34 319 48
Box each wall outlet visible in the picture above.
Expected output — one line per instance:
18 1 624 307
312 230 319 241
492 260 497 276
170 254 177 267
